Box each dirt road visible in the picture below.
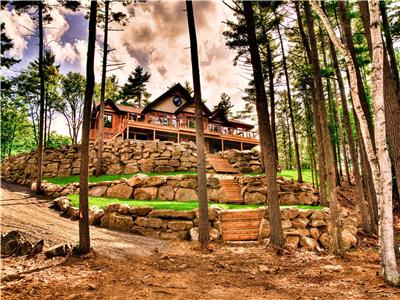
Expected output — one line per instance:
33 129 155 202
0 181 170 259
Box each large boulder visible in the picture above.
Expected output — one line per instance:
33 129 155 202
134 187 158 200
299 236 318 251
135 217 164 229
89 185 108 197
101 212 134 232
278 192 297 205
244 192 266 204
167 220 193 231
106 183 133 199
127 173 148 187
259 218 270 239
124 163 139 174
158 185 175 200
291 217 309 229
341 230 357 250
128 206 152 216
45 244 72 258
285 236 300 250
51 196 70 211
89 207 104 226
1 231 24 257
175 188 198 201
318 232 331 249
180 178 198 189
148 210 195 220
145 176 166 187
281 208 299 220
281 219 292 229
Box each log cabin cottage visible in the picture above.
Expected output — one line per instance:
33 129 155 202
89 83 259 153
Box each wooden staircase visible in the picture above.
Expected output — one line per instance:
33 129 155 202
207 154 238 173
219 179 242 203
221 210 263 241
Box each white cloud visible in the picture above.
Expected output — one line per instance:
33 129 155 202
0 8 36 58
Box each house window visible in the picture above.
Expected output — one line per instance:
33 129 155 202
104 114 113 128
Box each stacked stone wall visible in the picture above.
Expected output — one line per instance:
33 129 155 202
38 174 222 202
51 196 359 250
1 140 199 184
218 148 262 173
236 175 320 206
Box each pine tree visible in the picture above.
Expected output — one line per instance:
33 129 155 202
120 66 151 108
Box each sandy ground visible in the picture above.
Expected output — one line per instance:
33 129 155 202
1 181 400 299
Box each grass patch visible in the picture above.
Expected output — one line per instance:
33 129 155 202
278 169 313 184
247 169 313 184
45 171 198 186
67 194 322 211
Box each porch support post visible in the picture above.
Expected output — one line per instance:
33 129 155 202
153 130 156 140
178 132 180 143
241 142 243 151
221 139 224 151
127 126 130 140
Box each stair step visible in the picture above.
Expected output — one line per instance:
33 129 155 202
223 234 259 241
221 220 261 230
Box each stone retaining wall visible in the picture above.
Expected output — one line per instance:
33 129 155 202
1 139 199 184
218 148 262 173
51 197 222 241
259 207 358 251
38 174 223 202
236 175 320 206
37 174 319 206
51 196 359 251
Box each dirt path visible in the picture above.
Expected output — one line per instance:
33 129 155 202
0 182 170 259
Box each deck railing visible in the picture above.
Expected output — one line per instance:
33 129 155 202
127 115 259 140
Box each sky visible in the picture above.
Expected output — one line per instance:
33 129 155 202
1 0 251 136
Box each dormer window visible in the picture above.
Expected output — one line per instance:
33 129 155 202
172 95 182 107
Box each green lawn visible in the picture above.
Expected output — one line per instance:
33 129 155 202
45 171 198 186
67 194 322 211
278 169 313 184
45 169 313 186
248 169 313 184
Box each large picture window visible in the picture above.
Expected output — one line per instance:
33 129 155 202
104 114 113 128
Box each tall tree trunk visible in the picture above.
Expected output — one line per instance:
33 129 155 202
379 1 400 87
79 1 97 255
285 108 293 169
369 0 400 285
36 1 45 194
312 0 399 285
295 2 327 206
305 1 342 254
337 0 375 148
332 79 351 186
96 0 110 177
186 0 209 249
262 25 278 162
358 0 400 198
276 20 302 182
243 1 284 248
43 93 47 148
319 25 340 186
